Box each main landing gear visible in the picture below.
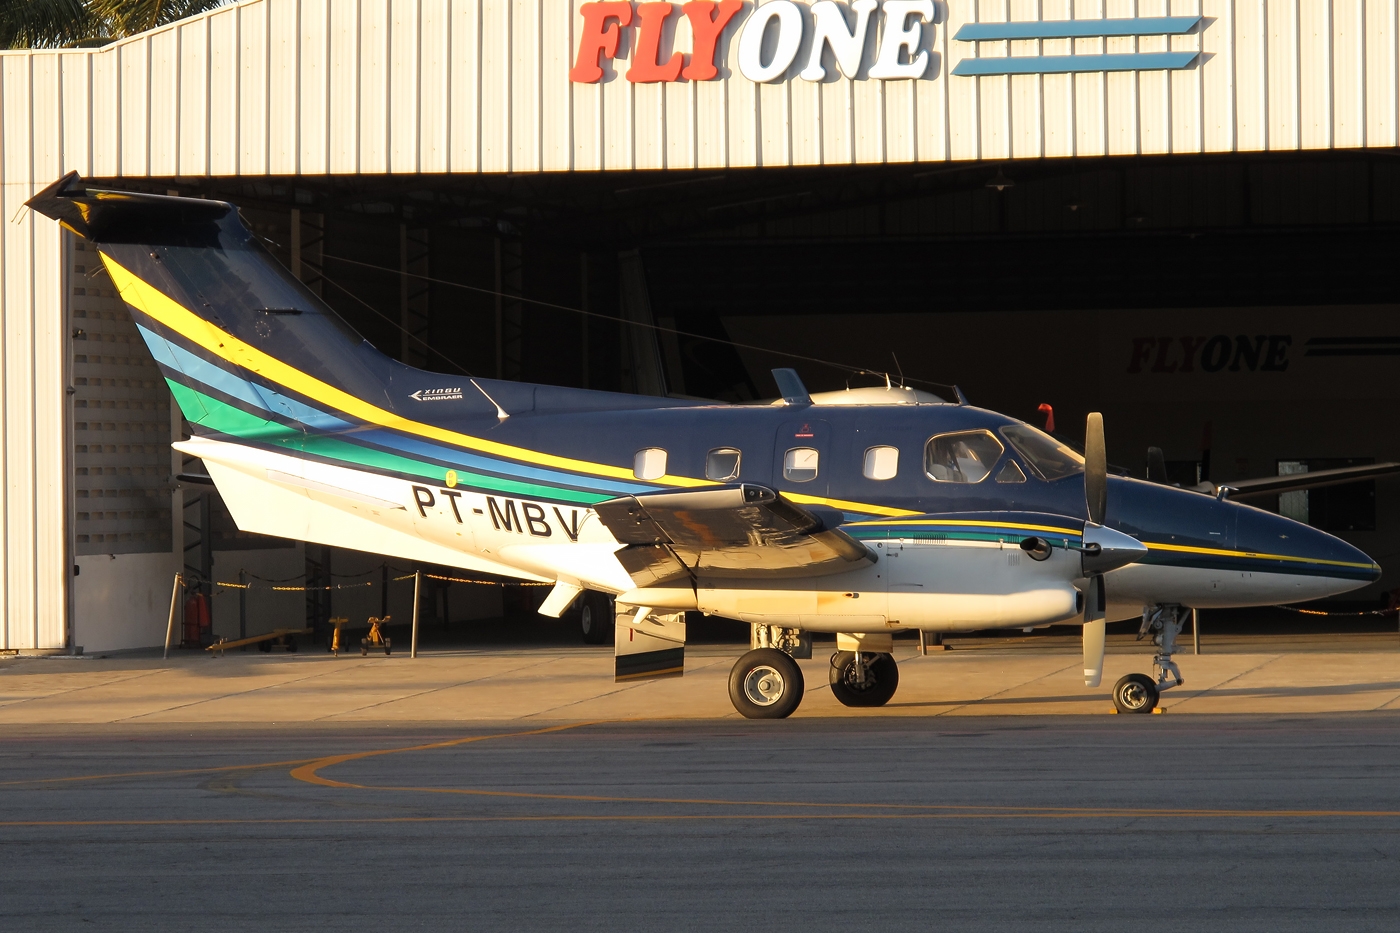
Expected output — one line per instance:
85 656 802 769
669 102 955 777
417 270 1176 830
579 591 615 645
1112 604 1189 714
829 651 899 707
727 632 902 719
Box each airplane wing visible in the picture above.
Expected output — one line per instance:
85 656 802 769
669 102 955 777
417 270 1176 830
1204 462 1400 499
593 484 874 586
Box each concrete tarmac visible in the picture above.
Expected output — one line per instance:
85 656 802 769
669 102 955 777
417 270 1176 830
3 632 1400 723
2 716 1399 931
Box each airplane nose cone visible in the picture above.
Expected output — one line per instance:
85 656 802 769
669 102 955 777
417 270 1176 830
1235 507 1381 588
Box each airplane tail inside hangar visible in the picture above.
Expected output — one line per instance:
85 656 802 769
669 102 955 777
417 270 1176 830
1 0 1397 651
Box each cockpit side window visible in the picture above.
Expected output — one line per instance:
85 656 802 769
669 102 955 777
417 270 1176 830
995 460 1027 484
925 431 1004 484
999 424 1084 481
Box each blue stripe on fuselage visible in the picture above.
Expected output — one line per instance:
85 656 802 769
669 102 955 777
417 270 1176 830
145 323 660 496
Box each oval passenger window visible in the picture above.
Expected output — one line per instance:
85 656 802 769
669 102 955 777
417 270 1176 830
784 447 819 482
863 446 899 480
706 448 741 481
634 447 668 480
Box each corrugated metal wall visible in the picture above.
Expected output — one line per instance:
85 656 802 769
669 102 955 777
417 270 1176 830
1 0 1397 648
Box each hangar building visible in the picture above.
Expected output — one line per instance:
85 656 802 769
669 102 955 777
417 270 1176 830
1 0 1398 651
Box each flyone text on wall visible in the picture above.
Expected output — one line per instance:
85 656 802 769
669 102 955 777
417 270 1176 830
569 0 936 84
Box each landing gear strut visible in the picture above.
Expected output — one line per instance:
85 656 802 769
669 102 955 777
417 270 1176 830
829 651 899 707
1112 604 1189 714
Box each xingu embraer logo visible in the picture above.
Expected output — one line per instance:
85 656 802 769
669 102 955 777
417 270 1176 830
409 387 464 402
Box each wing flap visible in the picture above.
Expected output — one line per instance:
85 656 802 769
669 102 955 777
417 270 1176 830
595 484 873 581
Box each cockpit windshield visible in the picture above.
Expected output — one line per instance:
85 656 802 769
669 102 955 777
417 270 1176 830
999 424 1084 481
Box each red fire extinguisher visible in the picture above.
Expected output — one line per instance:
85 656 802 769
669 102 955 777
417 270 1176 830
183 592 212 647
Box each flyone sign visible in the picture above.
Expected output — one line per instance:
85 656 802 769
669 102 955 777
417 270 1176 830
569 1 936 84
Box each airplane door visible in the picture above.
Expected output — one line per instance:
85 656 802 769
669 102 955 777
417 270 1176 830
772 419 832 500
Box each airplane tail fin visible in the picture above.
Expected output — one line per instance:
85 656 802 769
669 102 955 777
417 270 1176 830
26 171 424 436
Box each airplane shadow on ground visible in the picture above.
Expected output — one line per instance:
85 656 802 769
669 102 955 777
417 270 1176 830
886 681 1400 708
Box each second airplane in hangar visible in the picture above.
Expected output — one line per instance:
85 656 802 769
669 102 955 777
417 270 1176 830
30 174 1386 717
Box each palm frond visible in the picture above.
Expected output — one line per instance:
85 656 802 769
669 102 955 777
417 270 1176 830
86 0 230 39
0 0 92 48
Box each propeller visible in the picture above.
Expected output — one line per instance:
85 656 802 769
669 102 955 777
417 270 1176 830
1084 413 1107 525
1079 412 1148 687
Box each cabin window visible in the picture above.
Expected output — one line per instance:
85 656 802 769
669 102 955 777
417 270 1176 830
999 424 1084 481
925 431 1004 484
634 448 668 480
863 446 899 480
995 460 1027 484
784 447 820 482
706 448 741 481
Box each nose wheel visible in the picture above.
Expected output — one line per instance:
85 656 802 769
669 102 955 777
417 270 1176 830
1112 673 1159 713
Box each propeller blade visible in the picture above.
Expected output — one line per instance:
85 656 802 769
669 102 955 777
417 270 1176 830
1082 619 1106 687
1082 575 1106 687
1084 412 1107 524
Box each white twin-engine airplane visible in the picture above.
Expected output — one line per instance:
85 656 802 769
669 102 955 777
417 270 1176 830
31 174 1384 717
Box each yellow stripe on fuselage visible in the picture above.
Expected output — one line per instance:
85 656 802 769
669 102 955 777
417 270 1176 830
1144 541 1377 571
101 253 918 516
847 518 1082 536
102 253 706 486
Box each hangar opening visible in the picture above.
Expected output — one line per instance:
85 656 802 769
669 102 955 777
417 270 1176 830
4 0 1399 652
80 148 1400 645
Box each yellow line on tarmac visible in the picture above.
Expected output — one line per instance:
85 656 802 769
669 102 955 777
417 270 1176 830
7 809 1400 828
0 758 317 788
288 721 611 788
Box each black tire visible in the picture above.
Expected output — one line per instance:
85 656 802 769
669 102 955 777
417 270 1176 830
257 639 272 653
285 638 298 653
1113 673 1159 714
580 591 615 645
728 648 805 720
384 638 392 656
829 651 899 707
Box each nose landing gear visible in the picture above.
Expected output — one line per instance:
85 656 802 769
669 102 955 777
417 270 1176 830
1112 604 1189 714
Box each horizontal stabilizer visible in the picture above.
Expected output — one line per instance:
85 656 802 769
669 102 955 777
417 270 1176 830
1208 462 1400 499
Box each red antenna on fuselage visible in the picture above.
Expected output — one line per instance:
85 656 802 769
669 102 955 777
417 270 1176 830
1037 403 1055 433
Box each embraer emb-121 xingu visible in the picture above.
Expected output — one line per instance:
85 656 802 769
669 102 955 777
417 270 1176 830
31 174 1386 718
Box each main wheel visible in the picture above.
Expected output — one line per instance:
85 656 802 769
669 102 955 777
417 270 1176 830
728 648 805 720
1113 673 1159 714
829 652 899 707
580 591 615 645
384 637 392 656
